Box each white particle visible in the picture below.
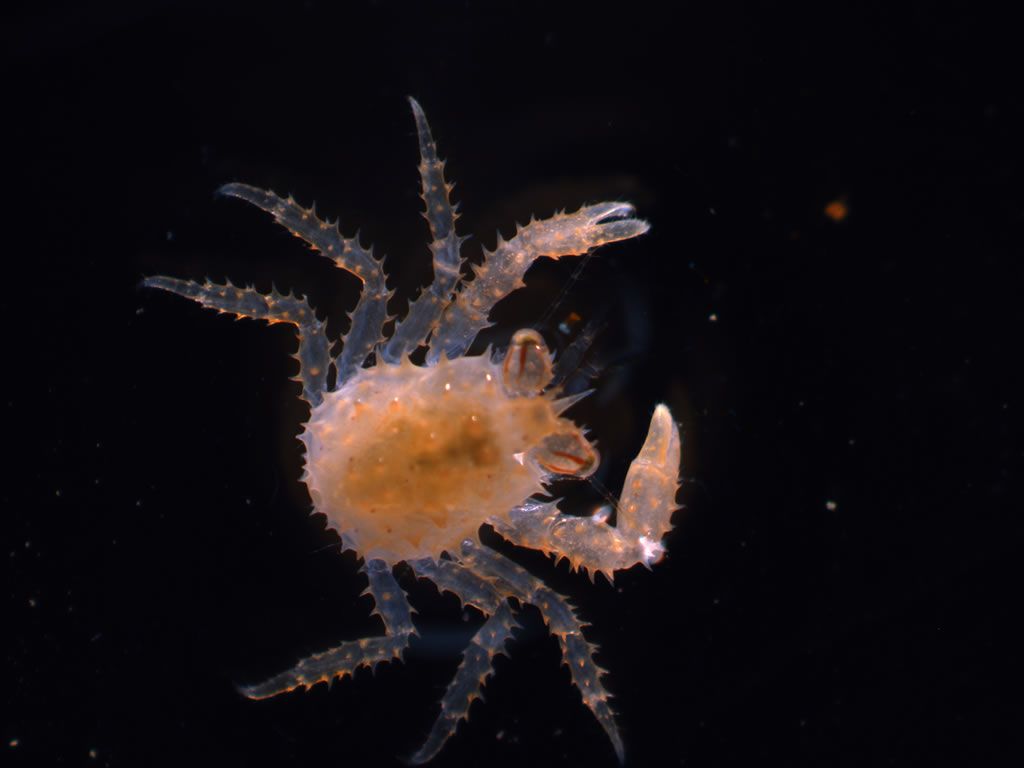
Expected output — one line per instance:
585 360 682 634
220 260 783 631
825 500 837 511
638 536 665 565
444 382 451 391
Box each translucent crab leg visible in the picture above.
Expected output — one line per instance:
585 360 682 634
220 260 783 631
427 203 649 363
408 557 504 614
406 559 520 763
380 98 465 364
142 276 330 406
219 183 392 386
409 601 517 764
458 539 625 763
548 317 605 391
238 559 414 699
491 404 682 582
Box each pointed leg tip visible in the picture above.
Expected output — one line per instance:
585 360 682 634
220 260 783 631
403 743 437 766
139 275 183 295
601 719 626 763
235 676 298 700
216 181 260 201
235 682 264 700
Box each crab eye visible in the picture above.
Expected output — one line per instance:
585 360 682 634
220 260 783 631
501 328 553 397
530 428 599 478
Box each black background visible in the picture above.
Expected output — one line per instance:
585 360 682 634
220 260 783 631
6 2 1020 766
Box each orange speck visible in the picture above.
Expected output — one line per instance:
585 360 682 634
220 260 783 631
824 198 849 222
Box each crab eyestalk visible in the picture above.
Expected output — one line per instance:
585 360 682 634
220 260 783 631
501 328 554 397
530 427 600 478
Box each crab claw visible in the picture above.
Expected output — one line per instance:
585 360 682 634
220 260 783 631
616 404 682 564
528 202 651 259
491 404 681 578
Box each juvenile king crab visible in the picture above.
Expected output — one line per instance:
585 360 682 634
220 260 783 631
144 98 681 763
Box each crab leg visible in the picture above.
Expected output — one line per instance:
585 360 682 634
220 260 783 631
459 540 624 763
408 556 503 614
142 276 330 406
428 203 650 363
405 559 521 763
409 601 516 764
238 559 414 699
549 317 605 391
218 183 392 386
380 98 466 364
490 404 681 582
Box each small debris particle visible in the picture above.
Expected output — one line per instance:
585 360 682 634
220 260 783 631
824 199 848 222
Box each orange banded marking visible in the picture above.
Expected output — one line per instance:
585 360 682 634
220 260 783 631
540 450 590 475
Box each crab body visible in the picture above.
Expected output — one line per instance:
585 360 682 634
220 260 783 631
304 352 578 562
144 99 681 764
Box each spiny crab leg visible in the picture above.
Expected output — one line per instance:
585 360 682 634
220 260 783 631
458 539 624 763
237 560 415 699
428 202 650 363
380 97 467 364
217 183 393 386
490 404 682 582
141 277 330 406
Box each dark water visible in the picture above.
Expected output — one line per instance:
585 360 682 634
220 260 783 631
7 2 1019 766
